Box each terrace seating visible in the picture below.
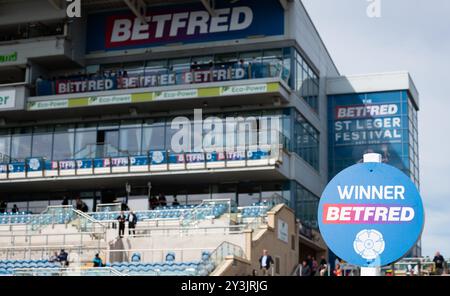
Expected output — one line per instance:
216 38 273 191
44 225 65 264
108 250 216 276
240 203 271 218
0 260 61 275
0 213 32 224
108 261 200 276
89 203 228 222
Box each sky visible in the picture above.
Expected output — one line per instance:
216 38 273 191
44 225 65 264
301 0 450 258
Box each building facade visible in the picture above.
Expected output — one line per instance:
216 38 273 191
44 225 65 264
0 0 420 257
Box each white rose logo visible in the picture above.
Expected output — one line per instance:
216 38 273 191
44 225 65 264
353 229 385 260
152 151 164 164
29 158 40 171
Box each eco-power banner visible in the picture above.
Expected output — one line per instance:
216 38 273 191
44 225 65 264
0 89 16 109
318 162 424 267
86 0 284 53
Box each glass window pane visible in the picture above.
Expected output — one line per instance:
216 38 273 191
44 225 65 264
11 134 31 161
0 135 11 162
53 132 74 160
32 133 53 159
142 123 165 152
119 127 142 156
75 130 97 158
104 130 119 157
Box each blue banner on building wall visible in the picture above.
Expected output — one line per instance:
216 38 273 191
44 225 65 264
86 0 284 53
328 91 411 179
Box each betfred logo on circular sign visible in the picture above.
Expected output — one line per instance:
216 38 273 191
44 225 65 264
318 163 424 267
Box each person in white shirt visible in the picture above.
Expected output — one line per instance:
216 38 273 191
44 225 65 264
259 249 274 276
127 211 137 236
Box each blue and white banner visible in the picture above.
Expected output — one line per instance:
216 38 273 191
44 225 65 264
94 158 111 168
111 157 129 167
26 158 43 171
150 151 167 165
9 163 25 173
59 160 76 170
0 164 8 174
132 156 149 166
77 159 94 169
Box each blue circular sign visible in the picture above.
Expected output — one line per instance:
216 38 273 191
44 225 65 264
318 163 424 267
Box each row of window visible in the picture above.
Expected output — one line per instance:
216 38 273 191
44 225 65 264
293 49 320 112
295 182 319 229
292 110 320 170
34 47 320 118
0 108 322 173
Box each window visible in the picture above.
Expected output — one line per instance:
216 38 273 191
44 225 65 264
32 132 53 159
0 132 11 162
296 183 319 229
294 49 319 112
11 128 32 161
275 257 280 275
74 124 97 158
53 131 75 160
293 111 319 170
142 120 166 152
119 121 142 156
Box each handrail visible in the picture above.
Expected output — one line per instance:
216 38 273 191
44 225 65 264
0 231 100 238
120 224 249 239
204 241 245 275
73 209 106 229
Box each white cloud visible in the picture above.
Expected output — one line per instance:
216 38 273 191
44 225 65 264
302 0 450 257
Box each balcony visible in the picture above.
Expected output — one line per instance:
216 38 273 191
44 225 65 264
0 145 283 186
0 20 75 68
28 62 292 115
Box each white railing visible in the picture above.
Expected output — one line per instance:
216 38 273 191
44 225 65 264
106 247 214 264
0 244 99 262
13 266 126 276
117 225 248 238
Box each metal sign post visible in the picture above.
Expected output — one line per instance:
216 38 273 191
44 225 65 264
361 153 382 276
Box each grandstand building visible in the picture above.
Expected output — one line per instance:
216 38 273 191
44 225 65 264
0 0 420 275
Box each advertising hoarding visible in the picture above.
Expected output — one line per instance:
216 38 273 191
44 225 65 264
318 162 424 267
328 91 411 179
86 0 284 53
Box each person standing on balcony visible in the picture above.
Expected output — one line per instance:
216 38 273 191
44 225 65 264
75 198 83 210
127 210 138 236
61 196 69 206
259 249 274 276
158 193 167 207
117 211 126 238
172 196 180 207
11 204 19 213
0 200 7 213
